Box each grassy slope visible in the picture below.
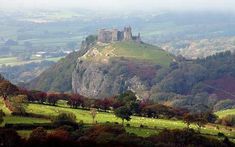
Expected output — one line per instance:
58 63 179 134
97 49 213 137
25 103 235 138
85 41 174 67
215 108 235 118
0 99 50 127
1 99 235 138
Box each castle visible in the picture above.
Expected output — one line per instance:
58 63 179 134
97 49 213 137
97 26 141 43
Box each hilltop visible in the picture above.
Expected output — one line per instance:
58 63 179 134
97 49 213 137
81 41 173 67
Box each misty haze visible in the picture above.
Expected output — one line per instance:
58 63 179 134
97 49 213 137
0 0 235 147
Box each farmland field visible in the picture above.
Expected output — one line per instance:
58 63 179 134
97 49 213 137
0 56 64 66
215 108 235 118
1 99 235 138
25 103 235 137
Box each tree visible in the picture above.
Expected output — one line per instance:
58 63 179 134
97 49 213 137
67 94 84 108
183 113 195 129
95 98 112 112
11 95 28 115
28 127 47 145
117 91 137 103
90 108 97 124
33 91 47 104
129 101 141 115
0 109 5 125
203 112 218 123
0 80 18 100
47 93 59 106
195 116 207 132
0 128 23 147
114 106 132 126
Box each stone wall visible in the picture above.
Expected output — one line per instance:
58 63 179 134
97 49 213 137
97 27 141 43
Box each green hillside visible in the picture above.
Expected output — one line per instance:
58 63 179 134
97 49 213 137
1 99 235 139
27 52 79 92
83 41 174 67
215 108 235 118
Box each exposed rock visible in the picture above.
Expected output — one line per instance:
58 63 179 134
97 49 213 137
72 58 158 98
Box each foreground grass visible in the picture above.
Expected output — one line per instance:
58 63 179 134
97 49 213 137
1 98 235 138
215 108 235 118
25 103 235 138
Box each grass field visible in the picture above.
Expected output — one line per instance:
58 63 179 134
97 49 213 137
215 108 235 118
25 103 235 138
1 99 235 138
0 56 64 66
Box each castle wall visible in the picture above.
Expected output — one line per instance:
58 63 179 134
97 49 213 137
124 27 132 41
97 27 140 43
98 29 113 43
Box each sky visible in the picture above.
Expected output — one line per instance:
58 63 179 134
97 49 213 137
0 0 235 12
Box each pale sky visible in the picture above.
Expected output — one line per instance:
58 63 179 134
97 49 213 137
0 0 234 12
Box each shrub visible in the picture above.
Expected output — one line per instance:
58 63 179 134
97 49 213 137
140 124 144 128
218 132 225 138
28 127 47 145
52 112 77 126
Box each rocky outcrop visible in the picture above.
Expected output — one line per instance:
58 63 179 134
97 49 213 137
72 58 159 98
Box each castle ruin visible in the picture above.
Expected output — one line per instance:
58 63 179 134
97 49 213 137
98 26 141 43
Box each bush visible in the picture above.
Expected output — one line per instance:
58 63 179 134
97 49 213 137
52 112 77 126
218 132 225 138
28 127 47 145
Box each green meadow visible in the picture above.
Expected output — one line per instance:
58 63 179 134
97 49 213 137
1 99 235 138
215 108 235 118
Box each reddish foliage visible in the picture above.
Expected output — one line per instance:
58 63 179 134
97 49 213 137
204 76 235 100
125 61 158 81
47 93 60 106
67 94 85 108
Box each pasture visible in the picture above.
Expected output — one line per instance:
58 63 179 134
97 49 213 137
215 108 235 118
1 99 235 138
25 103 235 138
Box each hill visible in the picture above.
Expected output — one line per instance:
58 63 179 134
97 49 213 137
27 33 235 112
82 41 173 67
27 35 174 97
72 39 174 98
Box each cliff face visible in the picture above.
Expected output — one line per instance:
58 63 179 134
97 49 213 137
72 58 159 98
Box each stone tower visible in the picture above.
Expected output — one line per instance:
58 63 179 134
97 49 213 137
111 29 119 42
124 26 132 41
